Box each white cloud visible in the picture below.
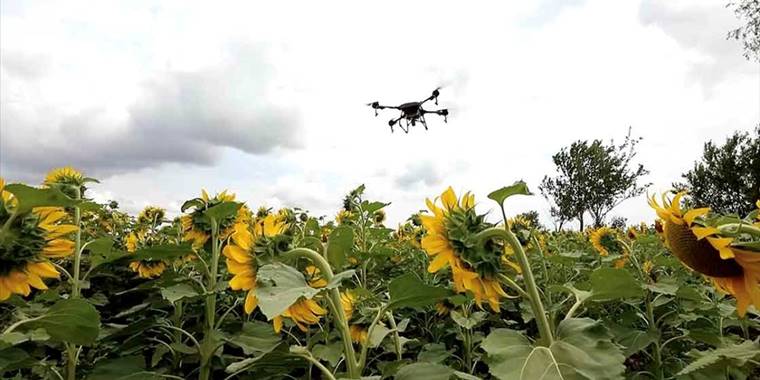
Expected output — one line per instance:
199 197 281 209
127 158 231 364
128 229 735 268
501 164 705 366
1 0 757 229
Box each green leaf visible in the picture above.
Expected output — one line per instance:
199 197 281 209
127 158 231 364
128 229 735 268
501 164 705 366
86 356 157 380
613 328 659 357
417 343 453 363
28 298 100 346
160 283 200 304
130 244 193 262
203 201 241 222
363 201 389 214
368 324 391 348
313 342 343 367
0 347 31 373
678 340 760 378
482 318 625 380
487 181 532 207
325 270 356 289
326 226 354 268
589 268 644 301
387 273 452 310
255 263 321 320
86 238 128 269
4 184 79 213
395 362 454 380
450 310 486 329
226 321 281 356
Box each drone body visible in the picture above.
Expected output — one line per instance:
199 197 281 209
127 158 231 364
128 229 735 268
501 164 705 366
367 88 449 133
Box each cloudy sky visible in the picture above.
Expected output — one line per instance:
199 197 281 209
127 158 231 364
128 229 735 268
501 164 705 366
1 0 758 228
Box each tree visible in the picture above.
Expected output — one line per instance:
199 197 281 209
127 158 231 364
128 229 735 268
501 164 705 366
727 0 760 61
677 126 760 216
540 129 650 230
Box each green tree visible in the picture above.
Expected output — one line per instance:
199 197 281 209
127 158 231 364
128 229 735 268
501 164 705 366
677 126 760 216
540 129 649 230
728 0 760 61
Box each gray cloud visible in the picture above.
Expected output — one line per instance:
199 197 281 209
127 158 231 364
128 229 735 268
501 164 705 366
0 44 302 181
639 1 756 90
395 161 442 189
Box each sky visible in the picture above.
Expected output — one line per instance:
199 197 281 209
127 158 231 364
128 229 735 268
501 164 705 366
1 0 758 229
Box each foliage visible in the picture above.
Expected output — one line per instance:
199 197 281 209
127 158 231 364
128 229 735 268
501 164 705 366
540 128 650 230
727 0 760 61
677 126 760 216
0 171 758 380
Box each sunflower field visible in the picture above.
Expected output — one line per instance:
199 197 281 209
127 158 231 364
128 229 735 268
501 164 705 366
1 167 760 380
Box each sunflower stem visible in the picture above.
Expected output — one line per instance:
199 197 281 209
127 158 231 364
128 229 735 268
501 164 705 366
386 311 403 361
282 248 360 378
481 213 555 346
718 223 760 237
71 187 82 298
199 219 220 380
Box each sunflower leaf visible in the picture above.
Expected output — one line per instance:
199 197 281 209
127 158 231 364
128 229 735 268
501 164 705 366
130 244 193 262
28 298 100 346
86 355 158 380
395 362 454 380
255 263 321 320
203 201 241 222
4 184 79 213
387 273 452 310
487 181 533 208
589 268 644 301
326 226 354 268
482 318 625 380
86 238 128 269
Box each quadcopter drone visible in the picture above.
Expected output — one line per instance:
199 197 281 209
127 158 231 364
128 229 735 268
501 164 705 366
367 88 449 133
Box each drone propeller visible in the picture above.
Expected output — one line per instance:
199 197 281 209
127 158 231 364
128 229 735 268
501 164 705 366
366 101 381 116
430 87 442 105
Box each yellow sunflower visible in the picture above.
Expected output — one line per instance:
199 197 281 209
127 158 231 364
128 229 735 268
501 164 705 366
272 298 327 333
336 210 353 225
349 324 369 344
305 265 327 288
180 189 244 249
125 231 167 279
340 290 356 320
649 191 760 316
420 187 509 312
43 167 85 187
137 206 165 226
0 179 76 300
589 227 624 257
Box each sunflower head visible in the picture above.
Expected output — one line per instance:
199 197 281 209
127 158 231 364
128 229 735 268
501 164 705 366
137 206 166 226
43 167 86 197
0 179 76 300
181 190 242 249
589 227 624 257
421 187 509 311
373 209 386 225
252 213 291 257
649 191 760 316
508 215 534 245
336 210 353 225
273 298 326 333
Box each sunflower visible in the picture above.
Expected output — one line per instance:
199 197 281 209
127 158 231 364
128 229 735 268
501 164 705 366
336 210 353 225
435 300 452 316
305 265 327 288
589 227 626 257
0 179 76 300
125 231 167 279
225 211 293 321
43 167 85 187
420 187 509 312
340 291 356 319
649 191 760 316
180 190 245 249
137 206 165 226
349 324 369 344
272 298 327 333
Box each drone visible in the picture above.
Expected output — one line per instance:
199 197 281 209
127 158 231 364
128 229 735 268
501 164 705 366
367 88 449 133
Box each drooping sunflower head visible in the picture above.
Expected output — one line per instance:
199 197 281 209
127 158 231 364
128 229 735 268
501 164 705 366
180 189 242 249
336 210 353 225
589 227 624 257
272 298 326 333
373 209 386 225
252 213 291 257
124 230 169 279
349 324 369 344
0 180 76 300
43 167 86 197
137 206 166 226
508 215 534 245
420 187 509 311
649 191 760 316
